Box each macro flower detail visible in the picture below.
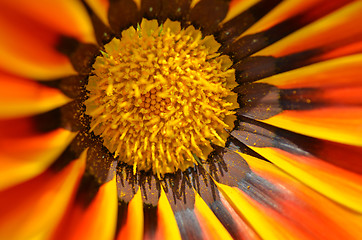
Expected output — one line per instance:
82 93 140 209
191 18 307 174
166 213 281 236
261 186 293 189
1 0 362 240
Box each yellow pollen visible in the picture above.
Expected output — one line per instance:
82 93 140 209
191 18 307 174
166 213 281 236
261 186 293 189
85 19 238 177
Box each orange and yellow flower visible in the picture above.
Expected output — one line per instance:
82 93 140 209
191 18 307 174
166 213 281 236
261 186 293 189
1 0 362 239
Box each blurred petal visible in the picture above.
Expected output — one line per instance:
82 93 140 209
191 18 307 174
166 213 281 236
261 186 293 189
0 0 95 79
85 0 110 26
52 175 118 240
0 152 86 240
0 117 37 139
0 128 76 190
117 188 144 240
0 72 70 118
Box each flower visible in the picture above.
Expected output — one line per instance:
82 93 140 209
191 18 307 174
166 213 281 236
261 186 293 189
1 0 362 239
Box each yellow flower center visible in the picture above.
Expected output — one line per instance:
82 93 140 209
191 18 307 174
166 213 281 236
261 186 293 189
85 19 238 177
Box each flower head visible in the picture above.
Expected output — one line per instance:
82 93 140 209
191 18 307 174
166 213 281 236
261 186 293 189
1 0 362 239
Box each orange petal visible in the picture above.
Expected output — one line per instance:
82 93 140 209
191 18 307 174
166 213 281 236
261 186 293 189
52 176 118 240
194 192 234 240
239 153 362 239
0 152 85 240
0 72 70 118
255 1 362 57
0 1 95 79
155 187 182 240
248 147 362 213
117 188 144 240
85 0 110 26
0 128 77 190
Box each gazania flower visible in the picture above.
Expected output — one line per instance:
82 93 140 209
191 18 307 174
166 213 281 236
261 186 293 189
1 0 362 239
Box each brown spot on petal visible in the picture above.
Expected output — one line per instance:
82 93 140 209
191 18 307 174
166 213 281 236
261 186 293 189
141 0 162 19
108 0 140 33
158 0 192 22
86 146 118 184
235 83 282 120
189 0 230 34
